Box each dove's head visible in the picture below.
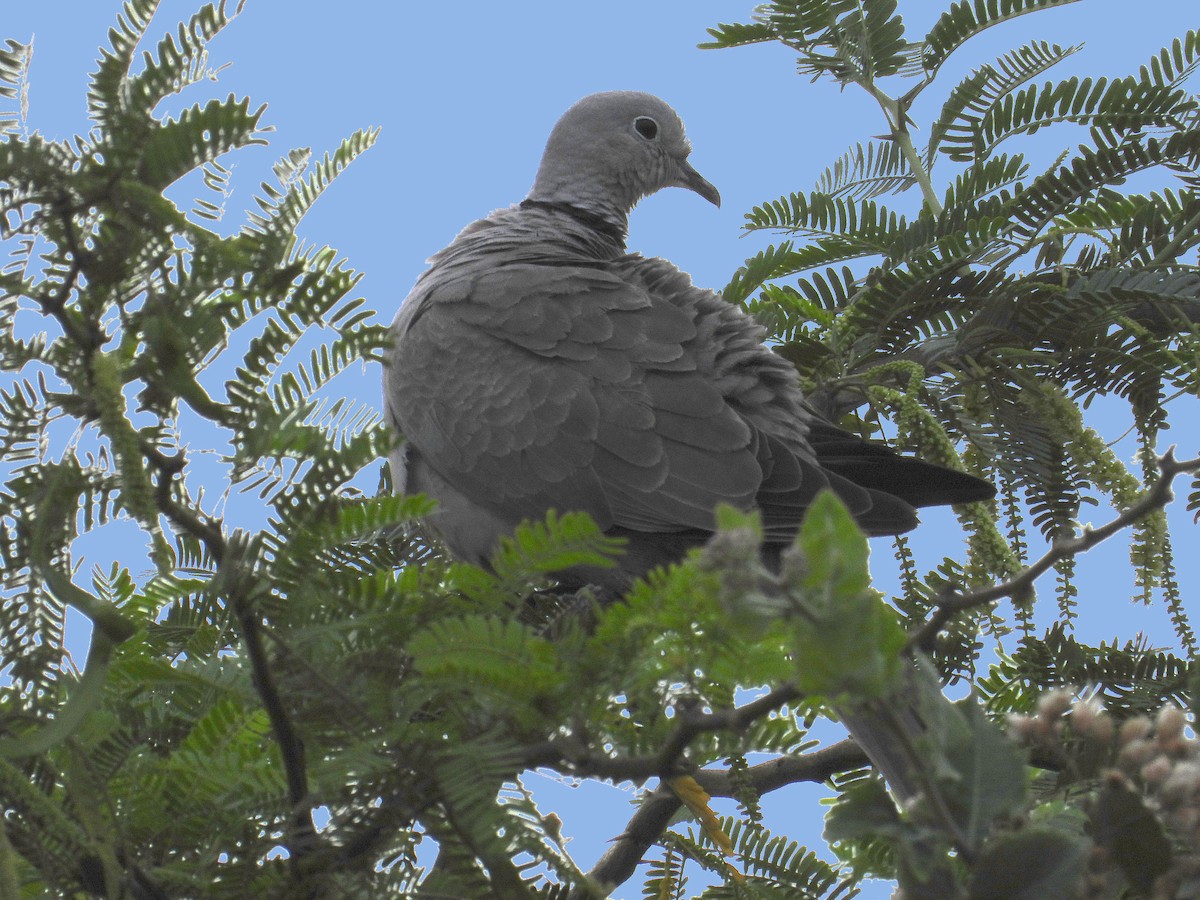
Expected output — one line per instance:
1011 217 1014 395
528 91 720 226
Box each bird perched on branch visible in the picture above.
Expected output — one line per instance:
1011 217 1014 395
384 91 993 592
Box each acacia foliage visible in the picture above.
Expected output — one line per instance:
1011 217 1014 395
0 1 1196 898
707 0 1200 651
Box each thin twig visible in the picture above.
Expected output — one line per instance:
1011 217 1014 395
909 448 1200 650
1150 205 1200 266
652 683 801 773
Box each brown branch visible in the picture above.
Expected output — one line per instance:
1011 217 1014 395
38 169 321 885
909 448 1200 650
39 194 103 352
569 738 1070 899
571 739 867 899
145 442 224 562
651 683 801 773
142 442 321 871
155 488 225 559
233 591 318 861
523 683 802 783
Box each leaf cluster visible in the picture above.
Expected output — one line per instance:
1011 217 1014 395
702 0 1200 893
709 0 1199 659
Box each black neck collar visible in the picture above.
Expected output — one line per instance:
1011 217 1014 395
519 199 627 244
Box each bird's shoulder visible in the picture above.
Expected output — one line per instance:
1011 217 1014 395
611 254 816 444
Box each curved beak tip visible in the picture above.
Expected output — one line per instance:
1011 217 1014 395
678 160 721 208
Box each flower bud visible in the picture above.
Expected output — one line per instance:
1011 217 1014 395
1156 705 1187 748
1008 714 1049 742
1161 761 1200 806
1118 738 1157 771
1036 688 1074 723
1118 716 1153 746
1072 698 1113 743
1141 755 1172 786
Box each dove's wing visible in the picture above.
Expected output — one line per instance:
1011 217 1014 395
385 258 894 544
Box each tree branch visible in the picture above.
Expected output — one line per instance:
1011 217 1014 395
523 683 802 783
652 683 802 773
233 591 318 862
552 450 1200 898
573 739 867 899
143 442 321 871
909 448 1200 650
862 83 943 217
39 194 103 353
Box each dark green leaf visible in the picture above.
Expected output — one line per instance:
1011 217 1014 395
923 0 1083 76
1091 780 1172 892
940 697 1028 847
968 826 1090 899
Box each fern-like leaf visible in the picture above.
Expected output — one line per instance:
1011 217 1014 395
87 0 162 130
127 2 240 113
138 95 267 189
0 38 31 135
816 139 914 199
929 39 1080 160
922 0 1082 76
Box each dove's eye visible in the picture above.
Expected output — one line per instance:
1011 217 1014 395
633 116 659 140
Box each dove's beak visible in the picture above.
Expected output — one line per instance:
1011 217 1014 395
676 159 721 208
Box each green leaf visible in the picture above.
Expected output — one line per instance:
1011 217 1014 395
959 75 1195 163
923 0 1083 77
126 2 239 113
978 623 1191 719
698 21 776 50
0 38 31 135
794 492 871 599
0 631 120 759
1091 780 1172 892
968 826 1090 899
938 697 1028 847
407 616 564 723
929 40 1080 160
853 0 909 80
244 128 380 252
138 94 267 189
816 140 914 200
87 0 161 130
743 190 906 241
710 816 850 894
824 776 903 845
489 510 625 589
789 492 907 700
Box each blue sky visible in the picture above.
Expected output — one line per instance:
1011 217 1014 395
4 1 1198 896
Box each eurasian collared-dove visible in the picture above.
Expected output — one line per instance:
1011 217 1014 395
384 91 993 592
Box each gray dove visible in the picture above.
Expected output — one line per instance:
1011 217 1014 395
384 91 993 593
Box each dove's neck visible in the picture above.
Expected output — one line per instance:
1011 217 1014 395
519 198 627 244
526 167 634 242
